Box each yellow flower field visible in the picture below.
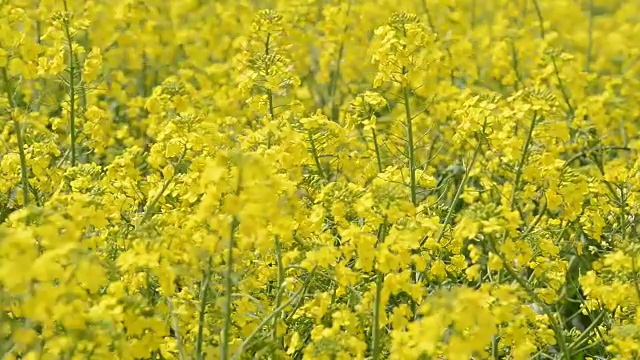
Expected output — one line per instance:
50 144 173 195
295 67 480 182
1 0 640 359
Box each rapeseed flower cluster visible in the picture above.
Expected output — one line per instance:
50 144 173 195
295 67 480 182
1 0 640 359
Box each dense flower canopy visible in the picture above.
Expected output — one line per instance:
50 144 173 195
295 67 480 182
2 0 640 359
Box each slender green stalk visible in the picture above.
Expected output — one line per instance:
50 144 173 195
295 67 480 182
510 111 537 209
470 0 477 28
567 311 605 352
267 89 274 119
221 168 242 360
550 57 574 115
531 0 546 39
427 133 484 246
264 32 271 56
2 67 29 206
271 236 285 348
327 2 351 122
232 274 311 360
614 184 638 301
140 176 176 224
262 33 285 346
73 52 87 110
372 128 383 173
371 272 383 360
402 76 417 206
421 0 436 33
328 40 345 121
221 215 239 360
140 146 187 225
167 297 187 360
371 222 387 360
488 240 572 359
531 0 574 116
308 131 326 179
492 109 573 357
33 2 43 113
398 22 418 206
521 196 547 237
286 267 317 321
585 0 594 72
620 186 627 243
630 248 640 312
61 4 78 166
264 33 276 147
195 256 212 360
389 19 423 204
265 34 273 121
140 54 149 96
370 126 387 358
509 40 523 89
491 335 499 359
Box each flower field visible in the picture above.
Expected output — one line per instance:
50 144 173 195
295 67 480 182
2 0 640 359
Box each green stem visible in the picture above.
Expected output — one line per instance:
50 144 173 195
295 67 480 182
372 128 383 173
531 0 574 116
619 187 626 242
492 107 569 352
308 130 326 179
267 89 274 119
265 33 275 147
167 297 187 360
265 34 273 121
615 185 637 305
510 111 537 209
491 335 499 359
567 311 605 352
328 2 351 122
521 196 547 237
399 20 417 206
489 240 572 359
140 176 175 224
428 132 484 246
221 215 239 360
585 0 593 72
140 53 149 96
1 67 29 206
489 110 575 355
631 247 640 310
370 121 388 356
73 52 87 109
531 0 546 39
371 272 383 360
551 57 574 115
402 77 417 206
285 267 317 321
272 236 285 349
234 269 315 359
140 146 187 225
328 41 345 121
62 14 78 166
509 40 523 89
371 222 387 360
470 0 477 28
195 256 212 360
421 0 436 33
